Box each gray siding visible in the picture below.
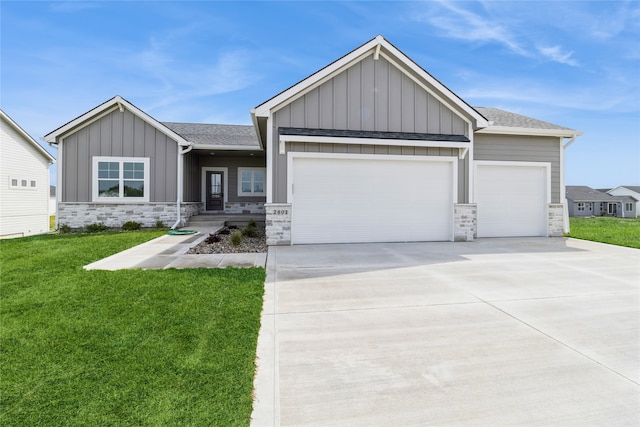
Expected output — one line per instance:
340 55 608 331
61 109 178 203
271 55 471 203
183 150 200 202
198 156 266 203
474 134 561 203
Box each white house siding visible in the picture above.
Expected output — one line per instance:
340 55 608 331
474 134 561 203
1 116 52 238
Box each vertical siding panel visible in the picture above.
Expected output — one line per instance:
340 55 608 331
319 80 334 129
133 116 145 156
374 58 389 131
305 88 320 129
76 128 90 201
362 145 375 154
388 66 402 132
305 142 320 152
453 116 465 136
427 94 440 134
401 75 415 132
402 146 415 155
165 137 177 202
415 147 427 156
290 98 306 127
112 111 123 156
334 144 348 153
347 63 361 130
348 144 362 154
388 146 402 155
333 73 348 129
122 111 134 156
63 135 78 202
374 146 389 155
321 143 333 153
100 115 111 155
439 105 453 135
414 88 428 133
361 56 375 131
427 147 439 156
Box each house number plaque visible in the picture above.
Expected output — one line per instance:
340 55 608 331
274 209 289 215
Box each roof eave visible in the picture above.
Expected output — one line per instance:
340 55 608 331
476 126 583 138
1 110 55 163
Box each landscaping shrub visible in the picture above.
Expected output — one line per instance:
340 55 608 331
121 221 141 231
86 223 109 233
230 230 243 246
155 219 165 229
242 223 258 238
58 223 71 234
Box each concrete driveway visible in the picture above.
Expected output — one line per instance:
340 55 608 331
251 238 640 426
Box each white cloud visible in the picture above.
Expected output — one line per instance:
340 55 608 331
537 45 579 66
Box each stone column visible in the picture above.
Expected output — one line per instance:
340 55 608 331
265 203 292 245
454 204 477 242
548 203 565 237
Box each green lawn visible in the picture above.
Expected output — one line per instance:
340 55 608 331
567 217 640 249
1 231 265 426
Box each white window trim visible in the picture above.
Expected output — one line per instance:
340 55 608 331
625 202 633 211
92 156 150 202
9 176 37 190
201 167 228 211
238 167 266 197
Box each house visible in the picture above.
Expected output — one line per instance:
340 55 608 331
606 186 640 218
1 109 56 239
45 35 582 244
566 185 637 218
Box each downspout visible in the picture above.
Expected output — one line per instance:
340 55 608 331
562 134 578 233
171 144 193 230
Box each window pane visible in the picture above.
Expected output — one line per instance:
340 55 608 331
124 162 144 179
253 181 264 193
99 180 120 197
124 181 144 197
242 182 252 193
254 170 264 182
21 180 27 187
99 162 119 179
30 180 37 187
11 179 17 186
241 170 252 182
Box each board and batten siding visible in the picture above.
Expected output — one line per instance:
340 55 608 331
199 156 267 203
0 116 51 238
271 55 470 203
474 134 561 203
61 109 178 203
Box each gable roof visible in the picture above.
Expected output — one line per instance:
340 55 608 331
608 186 640 195
252 35 489 129
44 95 190 147
475 107 581 138
566 186 624 202
162 122 260 150
1 109 55 163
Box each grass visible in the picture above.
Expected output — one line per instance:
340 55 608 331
0 231 265 426
567 217 640 249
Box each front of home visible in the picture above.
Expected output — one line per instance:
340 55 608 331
45 35 582 245
566 185 638 218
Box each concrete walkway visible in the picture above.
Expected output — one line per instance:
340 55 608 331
252 237 640 426
84 225 266 270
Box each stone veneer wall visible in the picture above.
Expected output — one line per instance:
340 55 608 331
58 202 202 229
265 203 291 245
225 202 265 214
547 203 565 237
454 204 477 242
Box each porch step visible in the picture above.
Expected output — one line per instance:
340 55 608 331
187 214 265 228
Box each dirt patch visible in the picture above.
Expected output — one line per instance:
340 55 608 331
187 226 267 254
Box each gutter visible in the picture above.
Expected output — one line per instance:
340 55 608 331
562 133 580 233
171 144 194 230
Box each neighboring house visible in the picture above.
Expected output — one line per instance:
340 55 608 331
566 186 637 218
49 185 56 215
1 109 56 239
45 35 582 245
607 186 640 218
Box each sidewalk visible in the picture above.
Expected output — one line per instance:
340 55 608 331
84 225 267 270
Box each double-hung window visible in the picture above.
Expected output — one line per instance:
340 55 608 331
93 157 149 202
238 168 265 196
626 203 633 211
577 202 585 211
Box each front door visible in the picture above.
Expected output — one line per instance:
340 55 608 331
206 171 224 211
608 203 617 216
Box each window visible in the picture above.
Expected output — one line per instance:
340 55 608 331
577 202 585 211
238 168 265 196
93 157 149 202
626 203 633 211
9 177 36 190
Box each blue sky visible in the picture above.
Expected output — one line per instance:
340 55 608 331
2 0 639 188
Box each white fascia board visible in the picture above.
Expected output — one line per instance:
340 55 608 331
1 110 55 163
44 96 191 147
476 126 583 138
191 144 262 151
249 109 264 150
279 134 469 154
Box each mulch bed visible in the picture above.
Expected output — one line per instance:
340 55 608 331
187 226 267 254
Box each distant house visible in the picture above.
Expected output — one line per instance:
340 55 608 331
45 35 583 244
566 186 637 218
1 109 56 238
606 186 640 218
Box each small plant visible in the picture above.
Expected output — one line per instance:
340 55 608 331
86 223 109 233
247 219 256 228
155 219 165 229
242 223 258 238
58 223 71 234
122 221 141 231
230 230 243 246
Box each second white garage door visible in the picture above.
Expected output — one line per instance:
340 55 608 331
475 162 549 238
290 154 455 244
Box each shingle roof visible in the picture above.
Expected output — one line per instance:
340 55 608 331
475 107 574 131
618 186 640 193
279 127 470 142
162 122 259 147
566 186 623 202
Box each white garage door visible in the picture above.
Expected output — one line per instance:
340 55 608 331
475 163 548 237
291 155 454 244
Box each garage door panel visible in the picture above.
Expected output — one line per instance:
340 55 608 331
292 157 453 244
476 164 547 238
